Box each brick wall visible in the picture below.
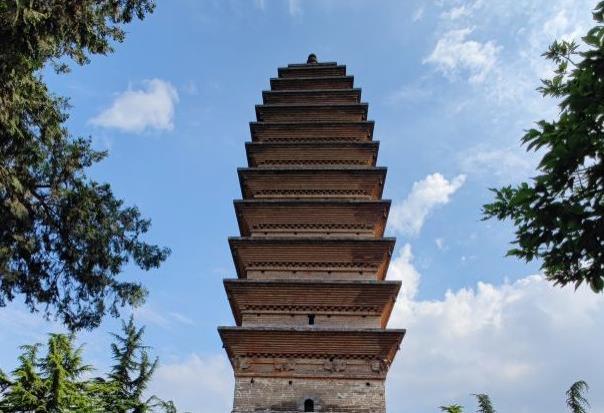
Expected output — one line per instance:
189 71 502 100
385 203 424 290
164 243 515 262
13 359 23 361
232 377 386 413
241 313 381 328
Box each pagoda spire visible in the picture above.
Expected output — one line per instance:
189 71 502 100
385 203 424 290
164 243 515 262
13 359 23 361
307 53 318 64
219 55 405 413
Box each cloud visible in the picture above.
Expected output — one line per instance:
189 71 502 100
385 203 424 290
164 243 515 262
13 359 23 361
388 244 422 300
148 354 233 413
90 79 179 133
424 28 500 84
424 0 593 108
288 0 302 16
133 306 195 329
389 173 466 236
386 246 604 412
459 145 536 183
441 5 470 20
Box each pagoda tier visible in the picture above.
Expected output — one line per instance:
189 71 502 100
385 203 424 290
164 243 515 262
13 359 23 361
218 327 405 380
270 76 354 91
256 103 368 122
229 237 395 281
234 200 390 238
224 280 400 328
219 56 404 413
277 64 346 78
245 142 379 167
250 121 374 142
262 89 361 105
238 167 386 200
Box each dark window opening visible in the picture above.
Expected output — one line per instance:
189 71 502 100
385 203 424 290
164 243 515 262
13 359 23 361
304 399 314 412
308 314 315 325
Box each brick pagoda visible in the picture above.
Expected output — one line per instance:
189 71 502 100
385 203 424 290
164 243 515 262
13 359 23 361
219 54 405 413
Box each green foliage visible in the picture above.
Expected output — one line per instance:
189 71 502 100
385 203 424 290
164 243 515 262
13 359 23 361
0 335 98 412
483 1 604 292
566 380 590 413
0 320 178 412
0 0 170 331
102 316 160 412
474 394 496 413
440 404 464 413
439 382 592 412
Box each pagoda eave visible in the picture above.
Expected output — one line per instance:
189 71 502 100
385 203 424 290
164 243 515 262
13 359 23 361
234 199 390 238
228 237 395 281
224 279 401 327
262 88 362 105
277 64 346 78
218 327 405 379
255 103 368 123
245 141 379 168
270 76 354 91
250 121 374 142
237 167 386 200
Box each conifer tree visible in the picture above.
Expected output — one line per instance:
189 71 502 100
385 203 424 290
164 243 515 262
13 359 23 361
0 0 170 332
474 394 496 413
0 320 177 412
566 380 590 413
102 316 165 413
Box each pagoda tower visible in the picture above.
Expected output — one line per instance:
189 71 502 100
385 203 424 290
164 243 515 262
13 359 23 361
219 54 405 413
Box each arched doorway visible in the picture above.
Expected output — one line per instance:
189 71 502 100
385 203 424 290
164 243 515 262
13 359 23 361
304 398 314 412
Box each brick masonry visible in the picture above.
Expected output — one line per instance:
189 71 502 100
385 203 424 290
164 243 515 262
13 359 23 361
218 56 404 413
232 377 386 413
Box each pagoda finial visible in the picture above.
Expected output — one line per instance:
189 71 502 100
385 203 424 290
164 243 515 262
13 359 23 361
307 53 318 64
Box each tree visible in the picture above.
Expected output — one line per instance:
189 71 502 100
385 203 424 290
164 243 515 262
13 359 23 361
440 404 464 413
566 380 590 413
0 0 170 331
474 394 496 413
0 335 99 412
0 321 178 412
100 316 167 413
482 1 604 292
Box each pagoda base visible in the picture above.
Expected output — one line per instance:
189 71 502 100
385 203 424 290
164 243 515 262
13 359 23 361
232 377 385 413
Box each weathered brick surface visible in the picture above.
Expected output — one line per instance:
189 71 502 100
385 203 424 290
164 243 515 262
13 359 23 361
232 377 386 413
241 313 381 328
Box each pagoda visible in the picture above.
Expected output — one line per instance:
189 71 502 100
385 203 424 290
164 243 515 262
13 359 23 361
219 54 405 413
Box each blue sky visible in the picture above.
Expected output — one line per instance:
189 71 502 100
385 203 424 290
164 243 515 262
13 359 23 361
1 1 603 412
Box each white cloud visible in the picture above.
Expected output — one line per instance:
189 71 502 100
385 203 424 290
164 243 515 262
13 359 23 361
388 244 422 300
425 0 593 108
386 246 604 412
424 28 500 84
148 354 233 413
133 306 195 329
390 173 466 236
90 79 179 133
441 5 470 20
435 237 445 250
288 0 302 16
459 145 536 183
